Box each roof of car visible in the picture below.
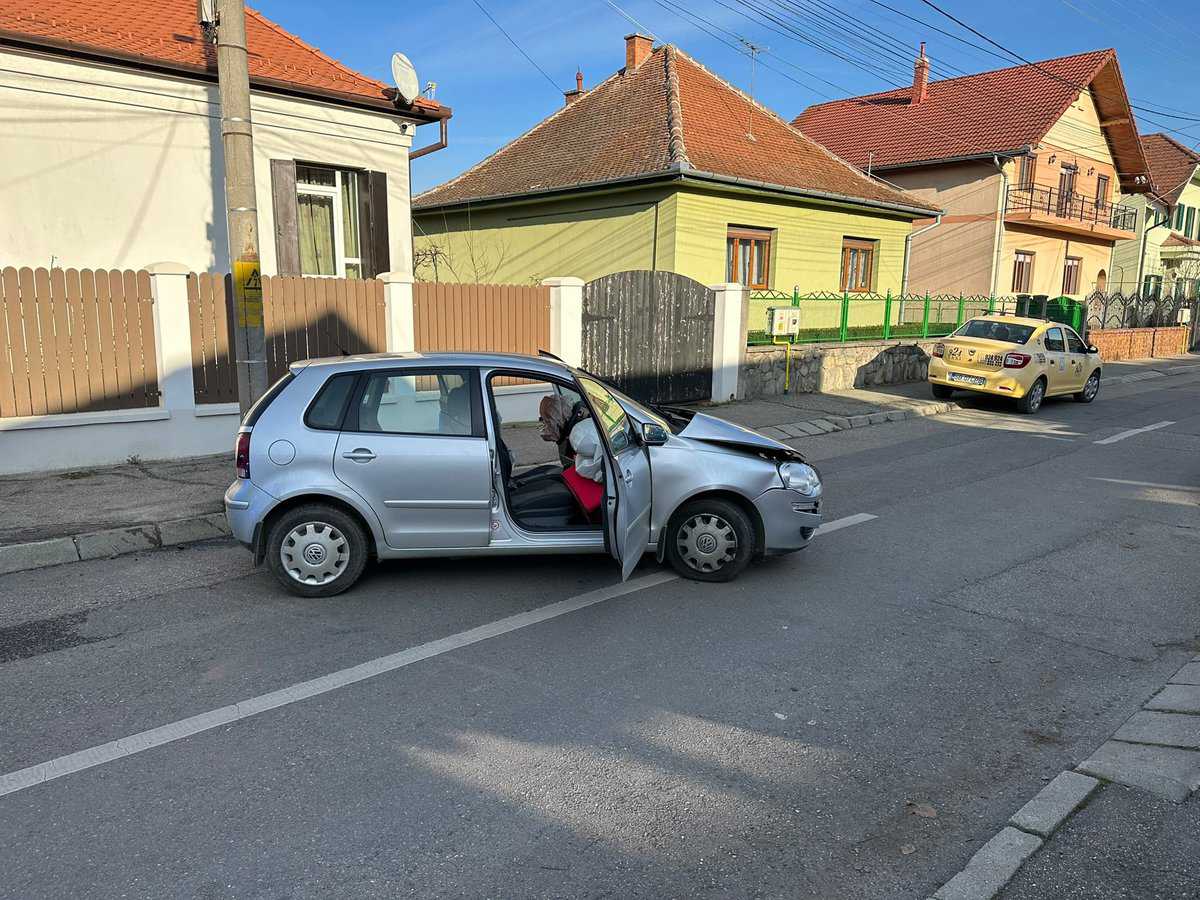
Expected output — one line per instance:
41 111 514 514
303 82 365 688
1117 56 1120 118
966 315 1048 328
295 351 575 376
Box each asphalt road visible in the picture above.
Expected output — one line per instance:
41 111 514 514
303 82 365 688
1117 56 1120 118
2 372 1198 899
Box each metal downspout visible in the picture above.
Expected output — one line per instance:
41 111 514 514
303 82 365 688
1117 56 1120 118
989 154 1009 298
901 212 942 294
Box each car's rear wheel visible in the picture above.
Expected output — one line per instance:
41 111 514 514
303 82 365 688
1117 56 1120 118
1016 377 1046 415
665 498 755 583
1075 370 1100 403
930 383 954 400
266 503 368 597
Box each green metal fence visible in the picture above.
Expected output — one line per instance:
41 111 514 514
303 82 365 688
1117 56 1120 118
746 290 1087 346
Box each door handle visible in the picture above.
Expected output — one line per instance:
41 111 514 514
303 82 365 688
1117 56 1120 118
342 448 376 463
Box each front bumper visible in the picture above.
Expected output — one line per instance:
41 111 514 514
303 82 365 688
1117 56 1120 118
754 488 822 554
224 479 276 548
928 358 1032 398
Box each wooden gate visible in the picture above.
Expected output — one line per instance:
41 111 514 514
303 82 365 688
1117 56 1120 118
582 270 715 404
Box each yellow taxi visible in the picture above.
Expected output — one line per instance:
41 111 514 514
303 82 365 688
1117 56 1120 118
928 315 1102 414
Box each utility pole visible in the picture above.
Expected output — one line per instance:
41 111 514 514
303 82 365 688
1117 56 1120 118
212 0 267 413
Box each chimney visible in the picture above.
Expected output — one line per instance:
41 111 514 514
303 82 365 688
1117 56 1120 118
911 42 929 105
625 33 653 70
564 69 584 105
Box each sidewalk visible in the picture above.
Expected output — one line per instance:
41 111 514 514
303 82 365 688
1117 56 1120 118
1 353 1196 575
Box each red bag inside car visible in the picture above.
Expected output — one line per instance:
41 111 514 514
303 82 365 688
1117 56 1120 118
562 465 603 519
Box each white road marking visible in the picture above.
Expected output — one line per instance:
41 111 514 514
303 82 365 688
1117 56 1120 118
1092 477 1200 493
1094 421 1175 445
0 511 877 800
817 512 878 534
1026 433 1075 442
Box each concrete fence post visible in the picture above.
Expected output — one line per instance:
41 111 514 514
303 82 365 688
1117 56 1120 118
709 282 747 402
542 276 584 366
378 271 415 353
145 262 196 414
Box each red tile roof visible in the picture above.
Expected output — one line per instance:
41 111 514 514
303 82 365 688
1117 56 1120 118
0 0 443 118
415 44 936 215
1141 133 1200 206
793 49 1149 191
1162 233 1200 248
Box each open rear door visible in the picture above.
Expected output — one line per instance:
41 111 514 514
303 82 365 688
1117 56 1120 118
575 375 652 581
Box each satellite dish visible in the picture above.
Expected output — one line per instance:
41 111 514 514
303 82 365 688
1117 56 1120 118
390 52 420 105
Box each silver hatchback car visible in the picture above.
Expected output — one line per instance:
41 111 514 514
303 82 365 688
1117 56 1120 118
224 352 823 596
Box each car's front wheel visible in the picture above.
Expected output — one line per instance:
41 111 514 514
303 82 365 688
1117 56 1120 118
1016 377 1046 415
1075 370 1100 403
664 498 755 583
931 383 954 399
266 503 369 597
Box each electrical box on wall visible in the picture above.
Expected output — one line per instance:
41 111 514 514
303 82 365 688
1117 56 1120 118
766 306 801 337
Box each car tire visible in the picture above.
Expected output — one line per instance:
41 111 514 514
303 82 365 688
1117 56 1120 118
1074 370 1100 403
664 498 755 583
930 383 954 400
1016 376 1046 415
266 503 369 598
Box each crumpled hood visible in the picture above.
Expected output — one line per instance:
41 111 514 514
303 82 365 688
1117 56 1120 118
675 410 803 460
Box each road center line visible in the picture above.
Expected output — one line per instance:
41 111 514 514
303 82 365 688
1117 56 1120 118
0 513 877 799
1094 421 1175 445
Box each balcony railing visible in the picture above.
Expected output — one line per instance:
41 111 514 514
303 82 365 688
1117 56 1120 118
1006 185 1137 233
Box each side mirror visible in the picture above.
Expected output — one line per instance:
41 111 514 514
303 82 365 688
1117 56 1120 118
1087 345 1099 354
641 422 670 446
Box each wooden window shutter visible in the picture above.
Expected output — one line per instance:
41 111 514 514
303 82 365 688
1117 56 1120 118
364 171 390 277
269 159 300 275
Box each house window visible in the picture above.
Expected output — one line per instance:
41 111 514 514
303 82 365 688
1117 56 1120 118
1174 205 1185 231
1062 256 1082 294
1143 274 1162 299
1012 250 1035 293
1187 207 1196 239
726 227 772 289
840 238 876 292
296 165 364 278
1017 155 1036 190
1095 174 1109 207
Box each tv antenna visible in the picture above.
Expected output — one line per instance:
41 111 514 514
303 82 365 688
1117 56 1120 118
738 38 766 141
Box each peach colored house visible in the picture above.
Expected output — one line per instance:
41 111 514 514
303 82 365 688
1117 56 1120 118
794 47 1153 300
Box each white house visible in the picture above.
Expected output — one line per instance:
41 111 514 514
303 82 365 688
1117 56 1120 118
0 0 449 277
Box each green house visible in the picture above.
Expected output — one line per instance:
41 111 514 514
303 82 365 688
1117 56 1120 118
412 35 938 295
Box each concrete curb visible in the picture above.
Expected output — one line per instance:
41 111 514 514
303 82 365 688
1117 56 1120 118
0 513 230 577
758 399 959 443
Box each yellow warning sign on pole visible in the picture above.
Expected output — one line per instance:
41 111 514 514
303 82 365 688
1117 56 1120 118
233 258 263 327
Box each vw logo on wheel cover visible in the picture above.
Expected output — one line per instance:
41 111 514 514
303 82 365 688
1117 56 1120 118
303 543 327 565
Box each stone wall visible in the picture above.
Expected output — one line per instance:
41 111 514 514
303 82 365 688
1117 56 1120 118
1087 327 1188 362
741 339 938 398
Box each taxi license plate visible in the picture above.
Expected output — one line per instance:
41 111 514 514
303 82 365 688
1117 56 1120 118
948 373 986 386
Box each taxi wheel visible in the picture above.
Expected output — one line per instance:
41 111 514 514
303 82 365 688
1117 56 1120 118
1016 377 1046 415
665 498 754 583
930 383 954 400
1075 370 1101 403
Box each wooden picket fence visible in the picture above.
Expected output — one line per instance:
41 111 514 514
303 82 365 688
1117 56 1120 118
187 274 388 403
0 266 159 418
413 282 550 355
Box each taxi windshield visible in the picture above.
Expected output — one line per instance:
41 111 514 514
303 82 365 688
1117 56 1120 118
954 319 1036 345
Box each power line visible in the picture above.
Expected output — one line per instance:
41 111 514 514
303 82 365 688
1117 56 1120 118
468 0 561 95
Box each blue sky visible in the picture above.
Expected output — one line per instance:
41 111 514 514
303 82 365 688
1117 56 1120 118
256 0 1200 194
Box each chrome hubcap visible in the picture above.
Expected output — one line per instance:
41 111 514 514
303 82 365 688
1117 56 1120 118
1084 374 1099 400
677 513 737 573
281 521 348 586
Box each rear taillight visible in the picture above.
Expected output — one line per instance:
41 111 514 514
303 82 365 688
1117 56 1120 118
235 431 251 479
1003 352 1031 369
933 343 945 358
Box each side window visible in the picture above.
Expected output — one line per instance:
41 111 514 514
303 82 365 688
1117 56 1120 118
1044 327 1065 352
577 376 633 453
355 369 475 436
1065 330 1087 354
305 373 357 430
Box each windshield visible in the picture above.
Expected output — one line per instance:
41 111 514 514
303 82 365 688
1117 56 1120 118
605 384 678 433
954 319 1036 345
